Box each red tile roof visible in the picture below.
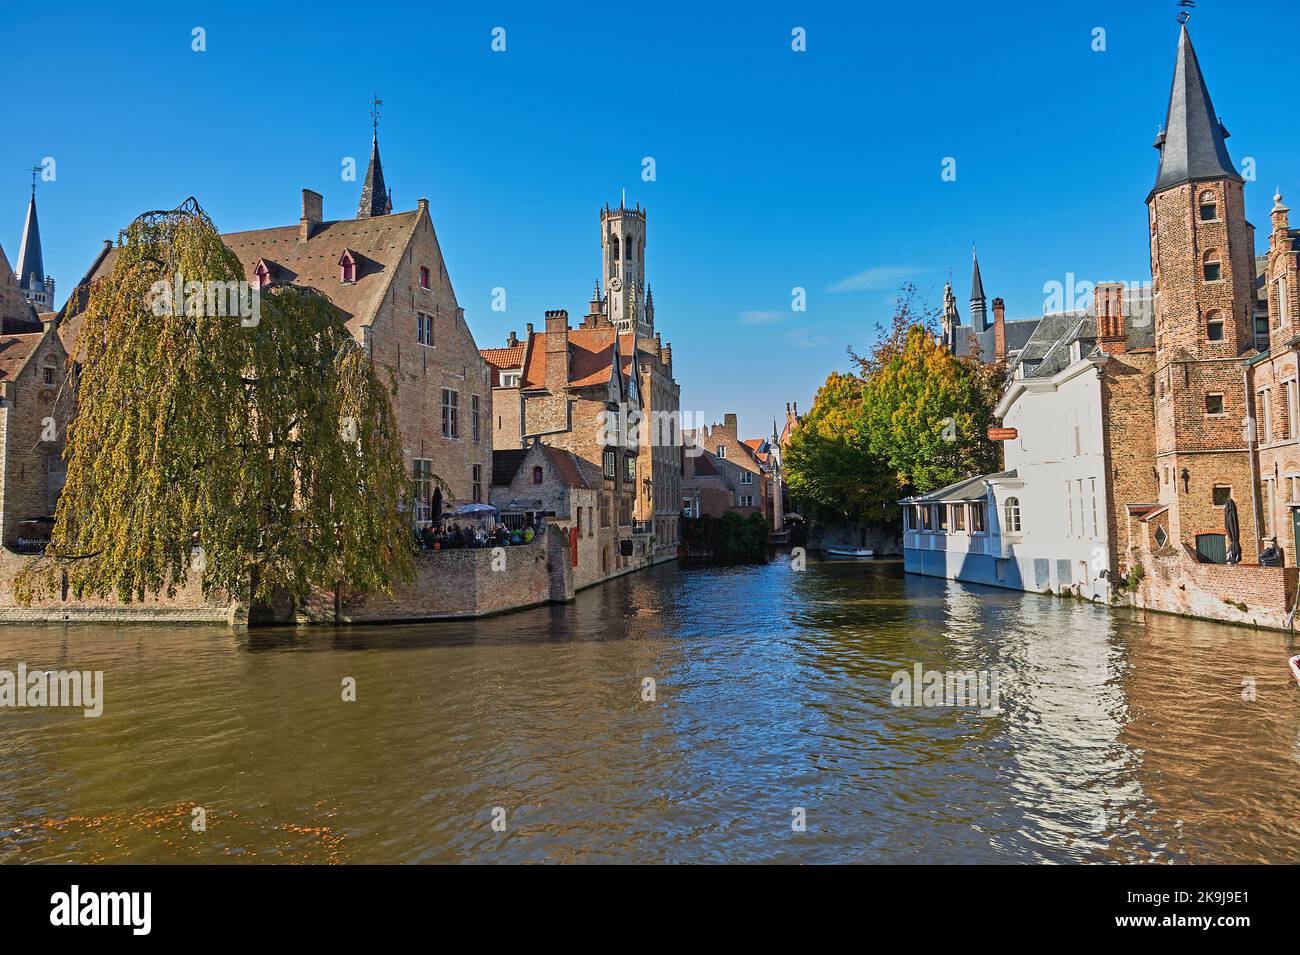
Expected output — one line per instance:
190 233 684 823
521 328 635 390
480 345 525 368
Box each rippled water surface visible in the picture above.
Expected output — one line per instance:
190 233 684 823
2 559 1299 863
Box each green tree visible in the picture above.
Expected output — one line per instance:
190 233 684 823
856 307 1004 494
782 372 898 524
19 200 413 605
783 285 1004 524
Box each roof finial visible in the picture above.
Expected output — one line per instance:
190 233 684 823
369 94 383 138
1176 0 1194 25
29 164 40 197
621 187 626 209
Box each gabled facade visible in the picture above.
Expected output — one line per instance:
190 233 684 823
57 135 493 524
0 324 70 546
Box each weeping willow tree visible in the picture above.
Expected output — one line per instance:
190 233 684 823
18 199 413 605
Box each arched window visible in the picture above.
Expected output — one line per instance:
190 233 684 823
1206 310 1225 342
1003 496 1022 533
1199 190 1218 222
1203 250 1222 282
339 251 357 284
532 466 544 485
611 235 620 263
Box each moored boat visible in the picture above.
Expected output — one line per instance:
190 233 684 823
825 545 874 559
1289 655 1300 687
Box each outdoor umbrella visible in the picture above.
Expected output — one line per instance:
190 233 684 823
1224 496 1242 564
452 503 499 517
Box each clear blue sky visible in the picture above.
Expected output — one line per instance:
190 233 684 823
3 1 1296 437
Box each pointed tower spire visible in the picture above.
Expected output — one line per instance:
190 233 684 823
357 96 393 219
969 244 987 332
1150 26 1240 199
16 167 45 299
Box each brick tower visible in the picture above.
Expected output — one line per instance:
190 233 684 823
600 198 650 337
1148 25 1257 553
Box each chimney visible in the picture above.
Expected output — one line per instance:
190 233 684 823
300 189 323 243
543 309 570 392
724 412 738 432
992 297 1007 363
507 330 518 347
1095 281 1127 355
662 341 672 371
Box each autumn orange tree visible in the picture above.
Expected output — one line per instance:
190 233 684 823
19 199 412 605
784 285 1004 524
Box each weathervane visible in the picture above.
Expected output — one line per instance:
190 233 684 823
369 94 383 136
1177 0 1194 25
29 164 40 197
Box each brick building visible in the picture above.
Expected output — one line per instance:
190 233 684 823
489 441 626 588
57 127 494 524
908 24 1300 628
685 413 782 528
483 200 683 564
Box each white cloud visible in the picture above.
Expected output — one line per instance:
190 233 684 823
739 310 784 325
827 265 927 294
783 329 826 349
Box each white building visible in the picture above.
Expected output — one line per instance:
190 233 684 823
903 291 1154 600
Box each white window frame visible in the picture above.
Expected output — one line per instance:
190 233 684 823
1003 496 1022 535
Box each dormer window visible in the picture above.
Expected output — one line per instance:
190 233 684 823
1199 190 1218 222
339 250 358 284
419 266 430 289
1202 251 1222 283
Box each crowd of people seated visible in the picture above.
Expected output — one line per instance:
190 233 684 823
416 520 540 551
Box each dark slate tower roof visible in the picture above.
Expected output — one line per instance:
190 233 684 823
356 133 393 219
1150 26 1241 199
969 245 988 333
15 190 44 292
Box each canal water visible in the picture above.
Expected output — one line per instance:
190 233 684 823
2 559 1299 864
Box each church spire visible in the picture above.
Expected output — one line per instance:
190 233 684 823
357 96 393 219
16 168 45 298
969 244 987 333
1150 25 1240 199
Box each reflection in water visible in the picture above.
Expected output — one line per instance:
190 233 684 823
0 559 1297 863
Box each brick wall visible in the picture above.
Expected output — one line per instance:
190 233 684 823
0 327 70 546
366 206 493 508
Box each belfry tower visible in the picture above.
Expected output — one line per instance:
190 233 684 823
1147 25 1257 551
600 198 651 337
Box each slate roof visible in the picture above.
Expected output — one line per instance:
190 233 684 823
15 194 43 293
970 248 986 302
953 317 1041 361
0 331 46 380
1010 286 1156 380
904 470 1018 504
1150 27 1241 198
357 134 393 218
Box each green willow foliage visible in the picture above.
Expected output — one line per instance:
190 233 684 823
19 200 412 605
784 285 1005 525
